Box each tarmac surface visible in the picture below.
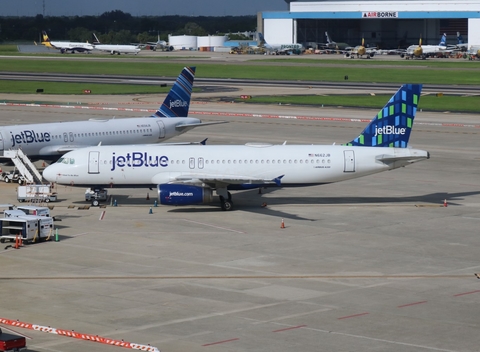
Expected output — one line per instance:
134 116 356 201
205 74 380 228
0 92 480 352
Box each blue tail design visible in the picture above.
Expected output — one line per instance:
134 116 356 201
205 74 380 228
152 66 196 118
439 33 447 46
345 84 422 148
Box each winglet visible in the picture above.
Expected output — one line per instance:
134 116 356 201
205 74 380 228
344 84 422 148
152 66 196 118
273 175 284 186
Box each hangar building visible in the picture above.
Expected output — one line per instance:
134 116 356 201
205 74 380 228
259 0 480 49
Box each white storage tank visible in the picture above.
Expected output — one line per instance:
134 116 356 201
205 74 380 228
168 35 197 50
197 35 227 48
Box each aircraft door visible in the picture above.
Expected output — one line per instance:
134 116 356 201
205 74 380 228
189 157 195 169
0 132 4 151
63 132 68 143
156 120 165 139
198 157 204 169
88 151 100 174
69 132 74 142
343 150 355 172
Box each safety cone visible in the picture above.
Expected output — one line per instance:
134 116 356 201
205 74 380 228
443 199 448 207
280 218 285 229
146 193 150 200
149 207 153 214
14 235 19 249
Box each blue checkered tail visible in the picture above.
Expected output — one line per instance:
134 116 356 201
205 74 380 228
344 84 422 148
152 66 196 118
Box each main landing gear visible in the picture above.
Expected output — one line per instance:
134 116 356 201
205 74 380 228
219 192 233 211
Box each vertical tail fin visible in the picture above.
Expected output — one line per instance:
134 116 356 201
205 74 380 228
345 84 422 148
439 33 447 46
41 30 50 43
325 32 332 44
457 32 464 44
92 33 101 44
152 66 196 118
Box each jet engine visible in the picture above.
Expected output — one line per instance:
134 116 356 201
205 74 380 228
158 184 213 206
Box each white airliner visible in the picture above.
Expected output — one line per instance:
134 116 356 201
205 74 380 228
0 67 223 162
44 84 429 211
41 31 94 53
258 33 304 55
92 34 141 55
402 34 451 59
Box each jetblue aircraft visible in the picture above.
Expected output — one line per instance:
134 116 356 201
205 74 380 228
403 34 451 59
44 84 429 211
0 67 223 162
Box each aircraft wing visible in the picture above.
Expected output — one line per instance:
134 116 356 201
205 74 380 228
175 120 227 132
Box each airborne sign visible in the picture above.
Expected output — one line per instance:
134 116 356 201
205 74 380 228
362 12 398 18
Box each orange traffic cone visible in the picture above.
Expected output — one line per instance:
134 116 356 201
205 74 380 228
146 193 150 200
280 218 285 229
443 199 448 207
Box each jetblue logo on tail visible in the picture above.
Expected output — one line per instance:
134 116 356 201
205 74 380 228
169 99 188 109
345 84 422 148
374 126 406 137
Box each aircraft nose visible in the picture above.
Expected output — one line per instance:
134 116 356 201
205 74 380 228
42 164 58 183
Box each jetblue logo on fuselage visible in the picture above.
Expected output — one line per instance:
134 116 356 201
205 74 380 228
11 130 51 147
374 126 406 137
111 152 168 171
169 99 188 109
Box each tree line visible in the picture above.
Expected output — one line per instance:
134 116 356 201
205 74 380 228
0 10 256 43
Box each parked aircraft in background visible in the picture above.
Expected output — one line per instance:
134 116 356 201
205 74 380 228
40 31 94 53
44 84 429 211
138 34 174 52
258 33 304 55
0 67 224 162
322 32 352 50
92 34 141 55
402 34 451 59
344 37 375 59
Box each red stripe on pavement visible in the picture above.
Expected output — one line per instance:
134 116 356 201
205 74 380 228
338 312 369 320
272 325 307 332
202 338 239 347
454 290 480 297
398 301 427 308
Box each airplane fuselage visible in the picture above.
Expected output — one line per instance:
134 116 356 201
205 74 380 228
0 117 201 161
94 44 141 55
43 144 428 189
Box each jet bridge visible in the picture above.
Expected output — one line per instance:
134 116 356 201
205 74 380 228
3 149 43 184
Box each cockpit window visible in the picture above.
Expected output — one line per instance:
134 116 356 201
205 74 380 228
57 157 74 164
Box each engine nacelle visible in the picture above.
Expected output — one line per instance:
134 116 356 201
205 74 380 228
158 184 213 206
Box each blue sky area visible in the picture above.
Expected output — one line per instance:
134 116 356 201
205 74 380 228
3 0 287 16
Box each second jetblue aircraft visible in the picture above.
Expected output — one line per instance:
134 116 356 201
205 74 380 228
0 67 222 162
44 84 429 210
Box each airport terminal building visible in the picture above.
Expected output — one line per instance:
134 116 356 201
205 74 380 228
260 0 480 49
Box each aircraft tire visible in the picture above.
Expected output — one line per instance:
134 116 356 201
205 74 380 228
221 200 233 211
